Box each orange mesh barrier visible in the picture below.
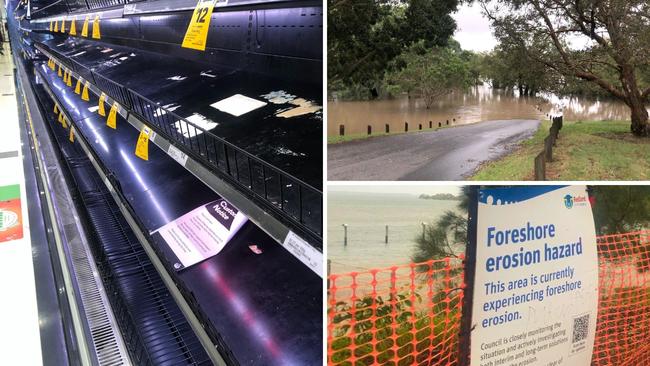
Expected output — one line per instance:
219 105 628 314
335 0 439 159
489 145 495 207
327 231 650 365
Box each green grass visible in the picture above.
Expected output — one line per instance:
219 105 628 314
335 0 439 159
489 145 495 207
471 120 650 180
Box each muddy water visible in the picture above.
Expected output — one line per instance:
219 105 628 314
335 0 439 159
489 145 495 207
328 85 636 136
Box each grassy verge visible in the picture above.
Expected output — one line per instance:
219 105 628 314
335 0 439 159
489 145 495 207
471 120 650 180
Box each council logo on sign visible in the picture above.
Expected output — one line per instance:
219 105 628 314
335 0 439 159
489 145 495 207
564 194 574 209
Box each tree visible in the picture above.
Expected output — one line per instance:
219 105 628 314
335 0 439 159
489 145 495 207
481 44 550 95
411 186 470 265
328 0 461 98
389 44 472 108
591 186 650 235
482 0 650 136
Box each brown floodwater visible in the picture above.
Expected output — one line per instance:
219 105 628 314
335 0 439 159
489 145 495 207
328 85 640 136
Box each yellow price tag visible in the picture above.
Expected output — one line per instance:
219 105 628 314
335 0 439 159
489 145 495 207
62 116 68 129
69 127 74 143
181 0 217 51
54 20 58 32
57 65 62 77
67 73 73 87
61 18 66 33
81 16 89 37
49 21 53 32
54 103 58 114
81 82 90 101
70 18 77 35
75 78 82 94
98 93 106 116
107 102 119 129
92 15 101 39
135 126 151 161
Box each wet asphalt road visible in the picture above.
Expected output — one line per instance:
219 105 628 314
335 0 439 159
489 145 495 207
328 119 541 180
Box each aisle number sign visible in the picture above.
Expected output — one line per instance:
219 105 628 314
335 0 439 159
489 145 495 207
469 186 598 366
181 0 218 51
135 126 151 161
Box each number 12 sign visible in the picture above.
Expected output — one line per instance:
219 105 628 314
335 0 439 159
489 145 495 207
182 0 219 51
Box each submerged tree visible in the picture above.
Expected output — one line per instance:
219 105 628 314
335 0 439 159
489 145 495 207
389 43 472 108
482 0 650 136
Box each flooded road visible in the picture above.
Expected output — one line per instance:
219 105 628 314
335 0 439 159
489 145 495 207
328 85 634 136
328 119 540 180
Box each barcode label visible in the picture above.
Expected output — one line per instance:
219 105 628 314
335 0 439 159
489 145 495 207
572 314 590 343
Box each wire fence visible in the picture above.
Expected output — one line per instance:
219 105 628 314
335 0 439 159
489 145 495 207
327 230 650 365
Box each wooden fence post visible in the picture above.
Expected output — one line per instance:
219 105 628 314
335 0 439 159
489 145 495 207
534 152 546 180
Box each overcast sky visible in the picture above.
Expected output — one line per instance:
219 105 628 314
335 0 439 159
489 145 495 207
453 2 497 52
328 184 463 195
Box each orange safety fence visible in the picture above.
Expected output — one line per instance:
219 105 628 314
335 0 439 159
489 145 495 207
327 231 650 366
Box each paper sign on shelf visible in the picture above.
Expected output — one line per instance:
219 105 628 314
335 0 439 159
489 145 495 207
61 17 66 33
98 92 106 116
75 78 82 94
69 127 74 143
181 0 217 51
49 21 53 32
469 186 598 366
62 116 68 129
107 102 118 129
57 65 62 77
135 125 151 161
53 20 58 32
53 103 58 114
156 198 248 270
58 111 64 124
81 16 89 37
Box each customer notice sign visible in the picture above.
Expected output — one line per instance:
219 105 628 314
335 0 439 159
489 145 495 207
469 186 598 366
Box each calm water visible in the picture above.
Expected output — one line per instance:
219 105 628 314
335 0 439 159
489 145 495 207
328 84 637 136
327 192 462 274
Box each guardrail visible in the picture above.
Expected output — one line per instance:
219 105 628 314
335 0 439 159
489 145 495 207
336 118 459 138
327 230 650 366
534 116 563 180
36 43 323 241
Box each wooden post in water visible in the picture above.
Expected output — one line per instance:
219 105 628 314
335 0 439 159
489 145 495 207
342 224 348 246
429 121 432 128
446 120 449 125
339 124 345 136
419 123 422 130
327 259 331 290
385 225 389 244
385 124 390 133
421 222 426 241
438 122 442 127
405 122 408 132
367 125 372 135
